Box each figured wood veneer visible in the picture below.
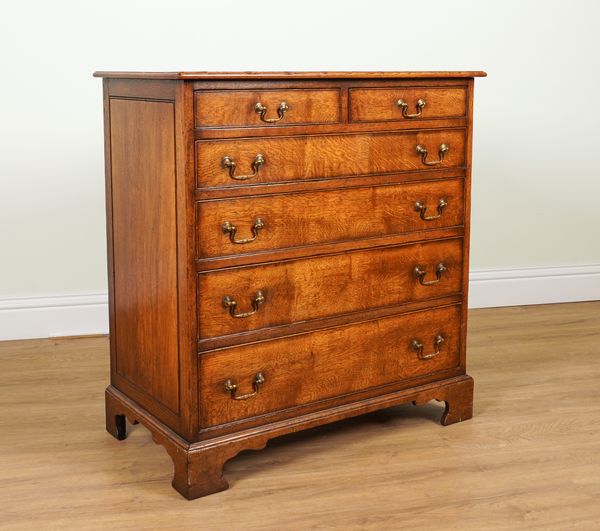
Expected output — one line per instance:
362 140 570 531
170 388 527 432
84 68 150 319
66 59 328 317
196 129 466 188
99 71 483 499
197 178 465 258
199 304 462 427
197 238 463 339
349 87 467 122
195 89 341 128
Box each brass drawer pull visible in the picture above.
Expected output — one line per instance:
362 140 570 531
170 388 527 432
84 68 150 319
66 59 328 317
222 154 265 181
412 335 445 360
222 291 265 318
416 143 449 166
414 263 447 285
222 218 265 244
224 372 265 400
415 199 448 221
397 98 426 118
254 101 289 123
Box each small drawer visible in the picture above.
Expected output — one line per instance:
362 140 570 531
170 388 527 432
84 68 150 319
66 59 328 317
350 87 467 123
196 129 466 188
197 238 463 340
198 304 462 427
197 178 465 259
195 89 341 128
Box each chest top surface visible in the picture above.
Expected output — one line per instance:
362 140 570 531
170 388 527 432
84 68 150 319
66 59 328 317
94 70 487 80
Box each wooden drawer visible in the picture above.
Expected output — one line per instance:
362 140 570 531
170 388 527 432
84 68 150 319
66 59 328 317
199 304 462 427
196 129 466 189
195 89 341 128
349 87 467 122
197 238 463 340
197 178 465 259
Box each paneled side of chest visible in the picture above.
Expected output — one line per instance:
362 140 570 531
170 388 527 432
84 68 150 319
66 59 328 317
99 72 483 500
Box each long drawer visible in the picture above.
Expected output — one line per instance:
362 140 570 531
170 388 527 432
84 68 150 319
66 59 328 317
197 238 463 340
199 304 462 427
196 129 466 189
197 178 464 259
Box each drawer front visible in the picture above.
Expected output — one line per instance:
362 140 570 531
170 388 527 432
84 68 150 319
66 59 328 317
198 238 463 339
195 89 341 128
350 87 467 122
199 304 462 427
196 129 466 188
197 178 465 259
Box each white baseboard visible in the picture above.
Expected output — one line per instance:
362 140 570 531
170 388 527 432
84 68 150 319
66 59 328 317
1 264 599 340
468 264 600 309
0 292 109 341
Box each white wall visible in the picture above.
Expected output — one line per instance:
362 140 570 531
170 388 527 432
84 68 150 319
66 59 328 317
1 0 599 339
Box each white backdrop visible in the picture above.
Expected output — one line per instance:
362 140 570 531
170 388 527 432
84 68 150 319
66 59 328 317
1 0 599 338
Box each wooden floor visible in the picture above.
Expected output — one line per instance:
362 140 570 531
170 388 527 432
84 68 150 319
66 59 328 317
1 302 599 530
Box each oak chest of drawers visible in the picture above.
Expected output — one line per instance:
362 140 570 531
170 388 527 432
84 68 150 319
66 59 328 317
95 70 486 499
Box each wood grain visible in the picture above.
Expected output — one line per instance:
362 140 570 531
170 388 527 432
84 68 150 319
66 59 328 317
1 301 598 528
93 70 488 79
109 98 180 414
190 80 470 139
173 80 201 441
349 86 467 122
96 73 481 500
197 295 464 356
107 78 176 99
460 79 475 375
196 129 466 188
195 166 466 201
196 178 465 259
199 304 462 427
195 89 340 127
197 238 464 340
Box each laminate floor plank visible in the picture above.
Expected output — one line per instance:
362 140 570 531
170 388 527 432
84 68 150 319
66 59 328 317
0 302 599 530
